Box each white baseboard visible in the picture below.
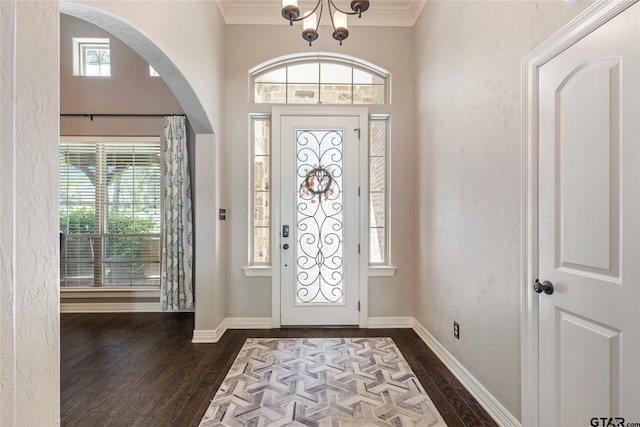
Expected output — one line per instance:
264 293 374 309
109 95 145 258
412 320 520 427
368 317 414 328
192 317 272 343
60 302 162 313
226 317 272 329
192 319 227 343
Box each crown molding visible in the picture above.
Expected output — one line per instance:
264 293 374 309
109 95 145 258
215 1 426 27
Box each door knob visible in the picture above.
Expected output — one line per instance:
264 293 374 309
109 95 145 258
534 279 554 295
283 243 290 250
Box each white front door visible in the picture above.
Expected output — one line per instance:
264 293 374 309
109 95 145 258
279 114 360 326
538 3 639 425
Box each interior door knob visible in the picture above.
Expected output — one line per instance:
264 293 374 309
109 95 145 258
534 279 554 295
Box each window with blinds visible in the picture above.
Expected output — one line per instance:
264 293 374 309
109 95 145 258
59 137 161 287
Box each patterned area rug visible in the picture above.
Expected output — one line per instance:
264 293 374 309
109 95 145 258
199 337 447 426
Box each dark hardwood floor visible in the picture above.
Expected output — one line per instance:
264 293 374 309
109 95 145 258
61 313 498 426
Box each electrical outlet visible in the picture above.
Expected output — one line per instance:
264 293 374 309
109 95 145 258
454 321 460 339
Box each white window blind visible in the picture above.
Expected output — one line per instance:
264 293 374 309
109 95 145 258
59 138 161 287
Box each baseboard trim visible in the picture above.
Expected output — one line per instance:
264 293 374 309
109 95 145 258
226 317 272 329
412 320 520 427
368 317 414 328
192 317 272 343
192 319 227 344
60 302 162 313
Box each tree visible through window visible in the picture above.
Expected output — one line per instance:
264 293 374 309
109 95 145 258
59 138 161 287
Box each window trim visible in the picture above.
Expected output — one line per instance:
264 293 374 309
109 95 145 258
72 37 110 77
59 135 162 288
368 114 392 267
247 114 272 268
250 52 390 105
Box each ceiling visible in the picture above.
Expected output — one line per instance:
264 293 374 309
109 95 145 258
215 1 426 27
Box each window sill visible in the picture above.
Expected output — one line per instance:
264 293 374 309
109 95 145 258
60 286 160 299
368 265 397 277
242 266 396 278
243 265 273 277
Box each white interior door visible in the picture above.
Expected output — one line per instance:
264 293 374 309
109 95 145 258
280 115 360 326
538 4 639 425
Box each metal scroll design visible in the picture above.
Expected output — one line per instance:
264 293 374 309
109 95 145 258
296 129 344 304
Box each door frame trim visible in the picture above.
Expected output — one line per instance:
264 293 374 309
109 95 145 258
271 106 369 328
521 1 638 424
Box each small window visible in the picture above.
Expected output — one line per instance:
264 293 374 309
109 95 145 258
250 115 271 264
369 116 389 265
252 56 388 105
73 38 110 77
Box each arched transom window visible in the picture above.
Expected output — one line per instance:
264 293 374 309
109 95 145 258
251 55 388 105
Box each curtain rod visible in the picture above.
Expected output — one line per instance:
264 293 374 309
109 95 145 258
60 113 186 121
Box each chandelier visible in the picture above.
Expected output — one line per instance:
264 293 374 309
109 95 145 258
281 1 370 46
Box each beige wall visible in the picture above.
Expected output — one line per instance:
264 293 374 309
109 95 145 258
224 24 417 319
60 14 183 117
413 0 590 420
60 14 183 137
62 1 228 331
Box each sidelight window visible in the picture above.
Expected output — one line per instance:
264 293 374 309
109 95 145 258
250 116 271 265
369 116 389 265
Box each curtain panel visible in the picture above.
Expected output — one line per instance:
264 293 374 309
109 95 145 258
161 115 194 310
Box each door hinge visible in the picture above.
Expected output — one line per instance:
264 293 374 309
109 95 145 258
358 301 361 312
358 244 361 254
358 187 361 197
354 128 361 140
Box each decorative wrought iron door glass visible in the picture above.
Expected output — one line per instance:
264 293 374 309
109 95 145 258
295 130 344 304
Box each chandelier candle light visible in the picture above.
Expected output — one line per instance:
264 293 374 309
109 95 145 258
281 0 370 46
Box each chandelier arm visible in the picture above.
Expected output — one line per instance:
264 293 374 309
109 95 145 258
327 0 337 31
327 0 360 16
316 0 324 32
288 0 324 23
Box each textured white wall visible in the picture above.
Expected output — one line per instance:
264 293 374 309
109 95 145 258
224 25 416 319
0 1 60 425
413 0 590 420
